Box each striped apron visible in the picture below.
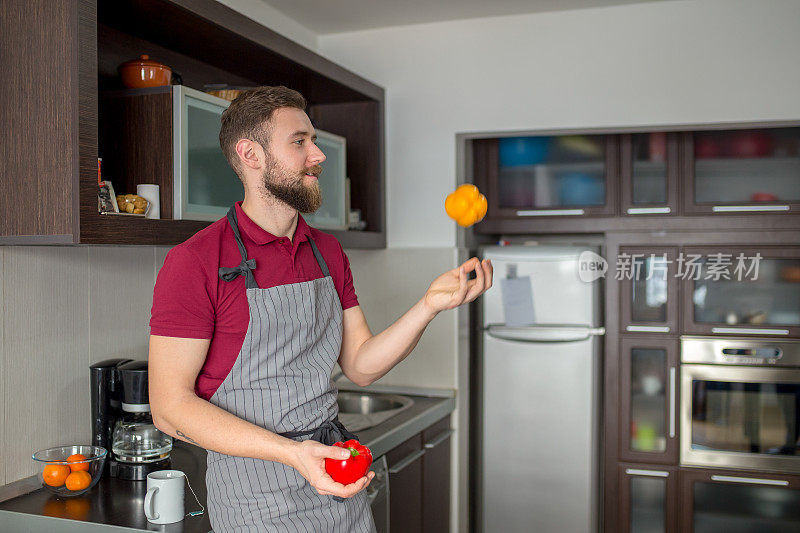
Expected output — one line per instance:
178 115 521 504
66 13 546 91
205 206 376 533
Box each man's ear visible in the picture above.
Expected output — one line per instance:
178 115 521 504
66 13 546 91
235 139 263 171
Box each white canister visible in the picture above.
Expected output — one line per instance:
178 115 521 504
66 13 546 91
136 184 160 219
144 469 185 524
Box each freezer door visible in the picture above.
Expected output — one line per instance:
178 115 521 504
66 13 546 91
480 332 598 533
482 246 599 327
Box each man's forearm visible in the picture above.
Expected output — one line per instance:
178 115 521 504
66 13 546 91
152 391 299 466
348 298 438 385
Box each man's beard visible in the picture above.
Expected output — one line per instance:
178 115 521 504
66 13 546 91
260 153 323 214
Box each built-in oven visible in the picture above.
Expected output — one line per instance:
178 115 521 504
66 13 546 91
681 336 800 473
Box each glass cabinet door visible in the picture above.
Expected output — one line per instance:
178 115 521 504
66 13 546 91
476 135 617 219
681 469 800 533
620 337 679 463
620 247 679 334
618 464 678 533
683 127 800 215
682 246 800 337
621 133 679 215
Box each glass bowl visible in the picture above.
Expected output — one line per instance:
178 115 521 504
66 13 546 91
32 445 106 497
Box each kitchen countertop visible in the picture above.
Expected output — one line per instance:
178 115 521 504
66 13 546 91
0 388 454 532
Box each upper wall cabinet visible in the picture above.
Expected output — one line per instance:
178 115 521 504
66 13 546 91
620 133 680 216
682 127 800 216
471 125 800 234
680 245 800 337
473 135 618 220
0 0 385 247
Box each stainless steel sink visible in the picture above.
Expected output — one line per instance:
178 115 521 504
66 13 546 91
337 392 414 431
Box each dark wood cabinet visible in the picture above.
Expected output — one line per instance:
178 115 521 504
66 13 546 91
473 134 618 222
618 463 678 533
471 125 800 235
619 247 681 335
680 245 800 337
680 467 800 532
422 417 453 533
620 133 680 216
619 336 679 465
387 433 424 532
383 416 452 533
1 0 385 247
681 128 800 216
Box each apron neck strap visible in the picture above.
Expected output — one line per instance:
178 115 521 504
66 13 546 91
218 205 332 287
307 236 330 278
218 206 259 289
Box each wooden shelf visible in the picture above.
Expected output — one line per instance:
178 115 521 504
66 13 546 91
1 0 385 248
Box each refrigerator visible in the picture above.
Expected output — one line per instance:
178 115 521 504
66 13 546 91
478 245 604 533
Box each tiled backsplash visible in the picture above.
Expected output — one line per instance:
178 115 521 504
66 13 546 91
0 244 457 486
346 248 459 389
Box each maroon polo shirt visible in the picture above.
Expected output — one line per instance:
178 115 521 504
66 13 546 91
150 201 359 400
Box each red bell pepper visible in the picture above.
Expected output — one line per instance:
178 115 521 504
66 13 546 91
325 439 373 485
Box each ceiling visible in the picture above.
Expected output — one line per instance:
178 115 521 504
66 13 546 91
258 0 673 35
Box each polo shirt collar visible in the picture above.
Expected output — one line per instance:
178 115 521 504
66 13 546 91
234 201 311 246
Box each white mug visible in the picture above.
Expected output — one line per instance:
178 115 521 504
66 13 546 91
144 469 185 524
137 184 160 219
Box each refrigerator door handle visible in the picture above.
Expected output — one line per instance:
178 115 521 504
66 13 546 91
485 324 606 343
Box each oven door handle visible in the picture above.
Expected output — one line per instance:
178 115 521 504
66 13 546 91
669 366 676 439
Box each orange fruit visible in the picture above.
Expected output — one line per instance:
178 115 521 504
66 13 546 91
43 464 70 487
67 453 90 472
65 471 92 491
445 193 469 219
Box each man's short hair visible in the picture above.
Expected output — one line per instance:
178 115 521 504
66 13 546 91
219 85 307 175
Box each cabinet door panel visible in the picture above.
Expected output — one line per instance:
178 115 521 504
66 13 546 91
681 246 800 337
618 464 678 533
619 337 679 464
387 433 423 533
680 468 800 532
621 133 679 216
474 135 618 220
682 128 800 215
619 247 680 334
422 417 452 533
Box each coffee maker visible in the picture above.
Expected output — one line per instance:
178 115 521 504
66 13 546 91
90 359 172 480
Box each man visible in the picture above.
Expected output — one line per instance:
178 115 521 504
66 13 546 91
149 86 492 532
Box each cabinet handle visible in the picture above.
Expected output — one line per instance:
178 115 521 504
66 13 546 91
711 475 789 487
424 429 454 449
626 325 670 333
711 327 789 336
625 468 669 478
669 366 676 439
388 449 426 475
516 209 585 217
626 207 671 215
711 205 790 213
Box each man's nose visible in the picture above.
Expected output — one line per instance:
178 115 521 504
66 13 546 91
308 143 326 165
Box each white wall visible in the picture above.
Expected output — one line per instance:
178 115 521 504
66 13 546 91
318 0 800 248
217 0 319 51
